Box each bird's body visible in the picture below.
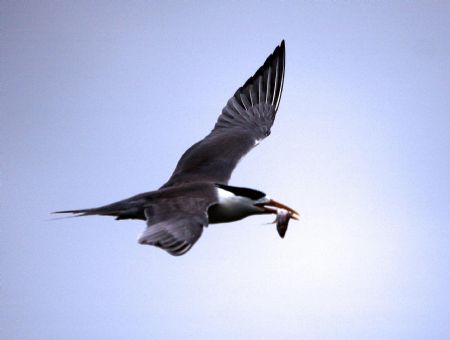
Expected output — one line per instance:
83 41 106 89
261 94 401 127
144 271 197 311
55 40 299 256
60 182 270 225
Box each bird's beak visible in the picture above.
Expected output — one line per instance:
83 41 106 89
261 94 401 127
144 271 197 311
258 198 300 220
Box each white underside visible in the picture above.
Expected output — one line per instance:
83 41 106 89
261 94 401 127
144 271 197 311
207 188 265 224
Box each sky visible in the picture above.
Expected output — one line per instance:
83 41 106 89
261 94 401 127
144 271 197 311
1 1 449 339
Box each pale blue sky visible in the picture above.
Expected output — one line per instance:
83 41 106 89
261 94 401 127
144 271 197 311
2 1 449 339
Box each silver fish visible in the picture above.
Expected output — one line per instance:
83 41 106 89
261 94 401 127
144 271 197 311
275 208 296 238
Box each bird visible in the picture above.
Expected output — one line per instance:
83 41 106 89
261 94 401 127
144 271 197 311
54 40 299 256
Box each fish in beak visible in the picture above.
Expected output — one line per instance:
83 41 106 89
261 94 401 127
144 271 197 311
257 198 299 238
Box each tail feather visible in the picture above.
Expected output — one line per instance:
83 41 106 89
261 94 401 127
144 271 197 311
52 201 146 220
53 191 157 220
52 208 98 217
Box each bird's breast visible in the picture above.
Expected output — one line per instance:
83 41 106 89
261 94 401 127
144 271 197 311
207 188 261 224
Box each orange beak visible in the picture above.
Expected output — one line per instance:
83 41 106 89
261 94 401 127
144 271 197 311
260 198 300 220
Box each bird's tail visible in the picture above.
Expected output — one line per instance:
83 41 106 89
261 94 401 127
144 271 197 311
52 208 102 217
52 198 146 220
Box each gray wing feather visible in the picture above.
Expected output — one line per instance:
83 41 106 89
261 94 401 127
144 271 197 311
138 215 205 256
161 41 285 188
137 185 214 256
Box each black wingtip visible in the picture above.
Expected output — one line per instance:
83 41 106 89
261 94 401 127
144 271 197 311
275 40 285 56
213 39 287 136
236 41 285 92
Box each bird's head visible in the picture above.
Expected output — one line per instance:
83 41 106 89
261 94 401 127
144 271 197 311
215 184 299 237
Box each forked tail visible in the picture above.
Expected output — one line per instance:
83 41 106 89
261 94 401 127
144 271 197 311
52 208 103 217
53 198 146 220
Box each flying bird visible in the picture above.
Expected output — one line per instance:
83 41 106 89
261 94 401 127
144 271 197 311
55 40 299 256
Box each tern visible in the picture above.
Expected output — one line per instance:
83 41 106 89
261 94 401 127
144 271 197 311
55 40 299 256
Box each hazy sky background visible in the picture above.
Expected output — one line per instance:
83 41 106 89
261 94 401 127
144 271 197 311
2 1 449 339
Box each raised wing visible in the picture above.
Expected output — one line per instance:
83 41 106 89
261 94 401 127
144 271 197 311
161 40 285 188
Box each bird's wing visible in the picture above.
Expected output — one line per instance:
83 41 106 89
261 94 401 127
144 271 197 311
137 191 212 256
161 40 285 188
